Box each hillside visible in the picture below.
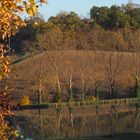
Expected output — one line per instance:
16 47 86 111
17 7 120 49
5 50 137 103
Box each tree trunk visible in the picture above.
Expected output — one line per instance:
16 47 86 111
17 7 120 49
81 91 85 101
38 90 42 104
109 83 114 99
56 74 61 102
135 79 140 98
95 82 99 99
68 74 74 102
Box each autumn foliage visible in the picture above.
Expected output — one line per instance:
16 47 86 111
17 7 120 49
0 0 47 139
20 95 30 105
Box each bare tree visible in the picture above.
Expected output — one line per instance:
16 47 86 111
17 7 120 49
67 71 74 102
76 50 91 101
127 30 140 97
37 30 67 135
30 54 49 104
36 27 66 102
76 31 91 101
129 52 140 97
36 27 64 51
51 59 61 102
102 52 123 98
86 50 102 99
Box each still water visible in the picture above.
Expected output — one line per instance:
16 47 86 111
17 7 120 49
12 105 140 140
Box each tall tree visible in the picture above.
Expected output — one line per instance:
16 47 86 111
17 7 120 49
107 6 131 29
129 52 140 97
127 8 140 28
0 0 47 139
48 11 84 30
103 52 123 98
90 6 109 28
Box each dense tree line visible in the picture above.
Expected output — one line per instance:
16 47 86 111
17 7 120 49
11 4 140 54
90 5 140 29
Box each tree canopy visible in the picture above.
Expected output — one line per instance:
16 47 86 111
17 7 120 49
0 0 47 139
7 4 140 54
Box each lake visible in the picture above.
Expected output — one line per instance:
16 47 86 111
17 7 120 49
12 105 140 140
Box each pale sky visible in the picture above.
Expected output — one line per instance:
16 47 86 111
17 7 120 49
38 0 140 21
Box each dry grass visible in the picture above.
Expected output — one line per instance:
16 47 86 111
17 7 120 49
5 50 137 103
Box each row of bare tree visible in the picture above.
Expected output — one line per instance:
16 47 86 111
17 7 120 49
26 47 140 103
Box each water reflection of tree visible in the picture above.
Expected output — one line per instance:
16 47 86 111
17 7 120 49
15 110 140 139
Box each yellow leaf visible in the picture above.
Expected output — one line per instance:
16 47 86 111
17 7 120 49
29 10 34 16
32 5 38 13
34 21 39 26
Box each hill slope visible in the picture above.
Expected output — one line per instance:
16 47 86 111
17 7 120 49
5 50 136 103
